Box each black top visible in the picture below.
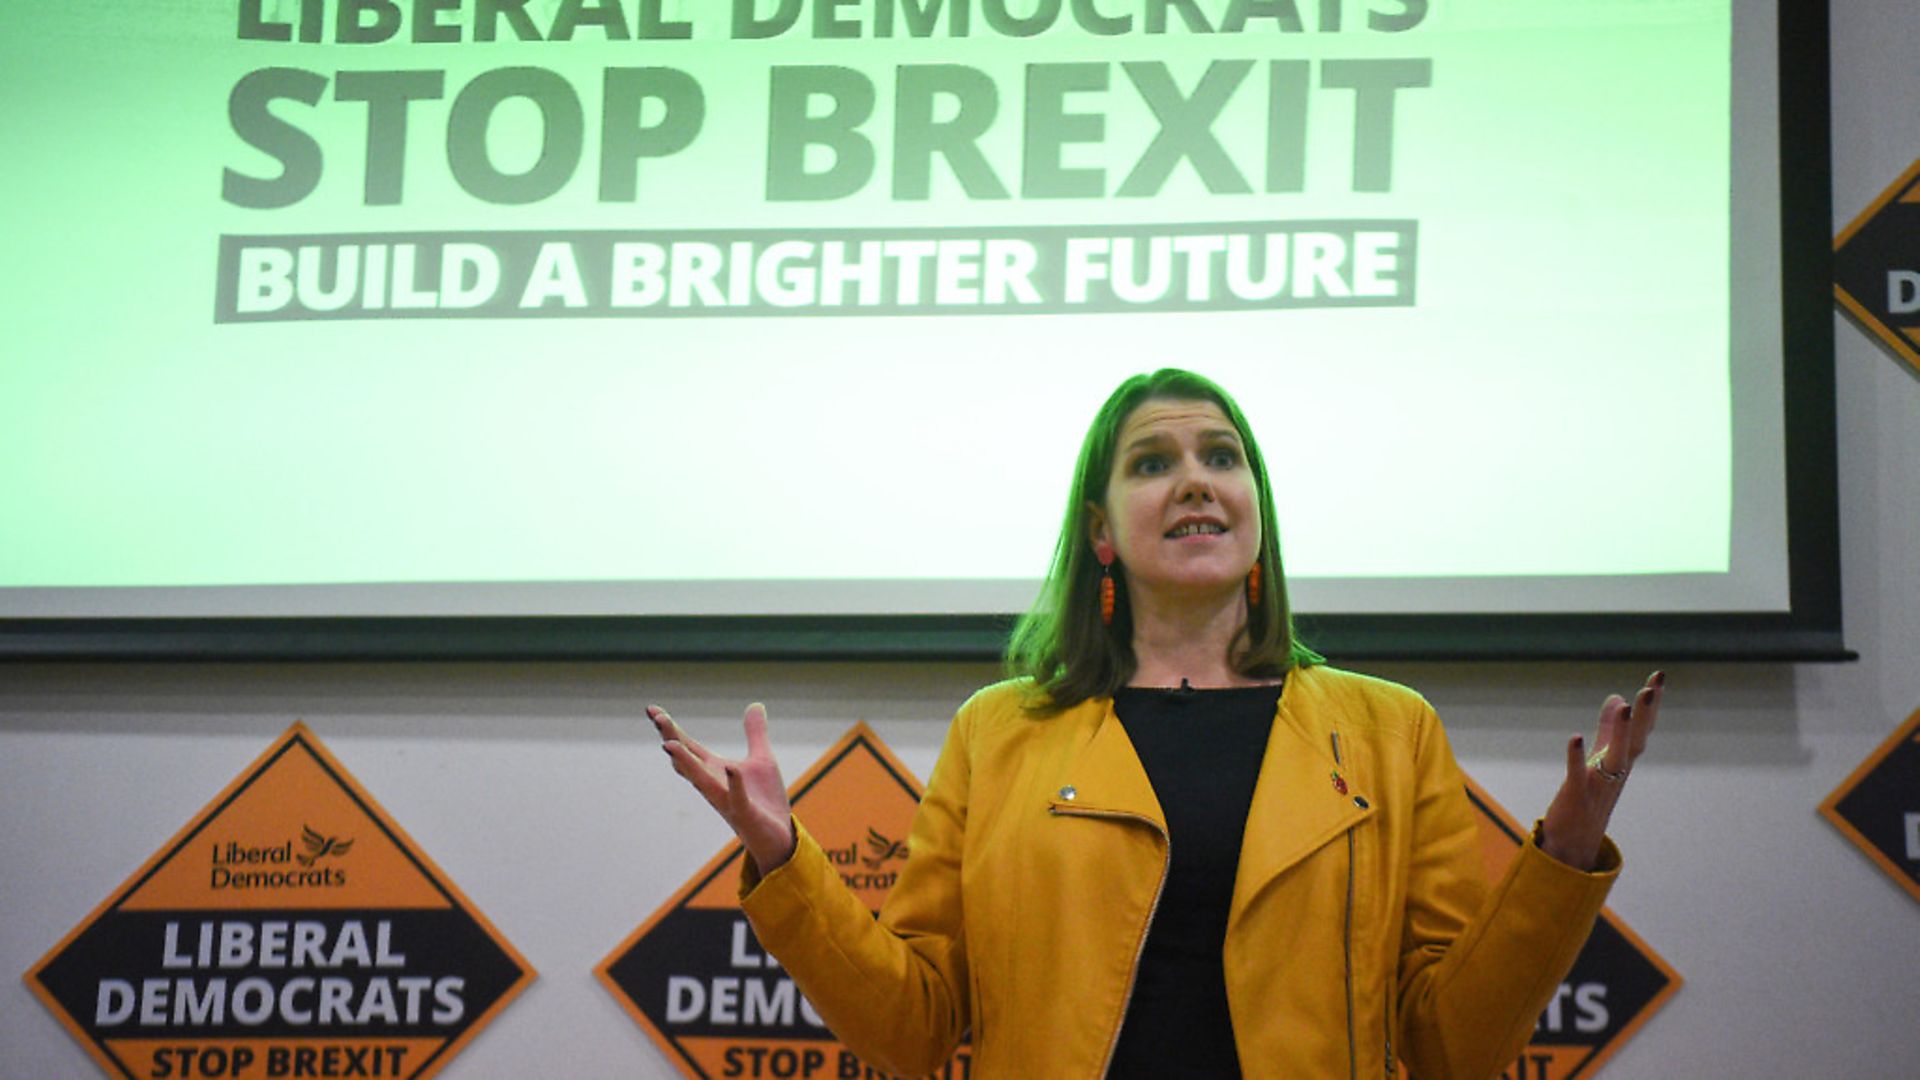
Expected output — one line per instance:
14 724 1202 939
1105 681 1283 1080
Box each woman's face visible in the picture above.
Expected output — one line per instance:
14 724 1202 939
1090 397 1261 603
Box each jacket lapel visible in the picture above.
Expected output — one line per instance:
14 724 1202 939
1230 674 1374 921
1047 702 1166 830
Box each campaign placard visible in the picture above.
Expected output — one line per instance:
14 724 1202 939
25 723 533 1080
1819 706 1920 906
599 723 968 1080
1452 776 1683 1080
1834 155 1920 375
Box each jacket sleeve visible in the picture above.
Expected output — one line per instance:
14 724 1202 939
738 705 974 1077
1393 704 1620 1080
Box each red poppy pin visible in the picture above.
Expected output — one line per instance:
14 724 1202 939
1330 770 1348 795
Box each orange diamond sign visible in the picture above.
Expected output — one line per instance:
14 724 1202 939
599 722 969 1080
25 723 534 1080
1819 706 1920 905
1834 156 1920 375
1449 775 1683 1079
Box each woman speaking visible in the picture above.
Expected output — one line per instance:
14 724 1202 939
648 368 1659 1079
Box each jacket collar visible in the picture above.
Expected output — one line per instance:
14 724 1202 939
1230 668 1374 923
1047 700 1165 827
1042 668 1375 917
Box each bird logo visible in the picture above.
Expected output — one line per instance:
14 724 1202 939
296 825 354 867
861 827 909 869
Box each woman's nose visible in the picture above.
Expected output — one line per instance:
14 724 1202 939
1175 465 1215 503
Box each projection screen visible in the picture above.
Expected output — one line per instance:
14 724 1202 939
0 0 1845 659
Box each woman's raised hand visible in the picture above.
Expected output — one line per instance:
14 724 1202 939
1539 671 1663 871
648 703 798 874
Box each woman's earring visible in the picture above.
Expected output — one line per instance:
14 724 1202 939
1246 561 1262 607
1096 542 1116 626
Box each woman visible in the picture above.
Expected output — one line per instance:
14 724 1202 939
649 368 1659 1079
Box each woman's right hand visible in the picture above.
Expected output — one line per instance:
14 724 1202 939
648 703 798 874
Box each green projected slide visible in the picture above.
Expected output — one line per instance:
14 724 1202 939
0 1 1780 620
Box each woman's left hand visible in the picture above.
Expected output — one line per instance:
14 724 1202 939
1539 671 1664 870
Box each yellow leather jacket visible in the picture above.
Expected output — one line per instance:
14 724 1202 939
742 666 1619 1079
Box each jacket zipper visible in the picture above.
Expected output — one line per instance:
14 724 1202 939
1333 732 1358 1080
1049 805 1170 1079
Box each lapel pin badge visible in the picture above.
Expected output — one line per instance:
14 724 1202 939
1330 770 1348 796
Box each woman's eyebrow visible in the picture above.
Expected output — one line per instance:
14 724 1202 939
1121 428 1242 454
1121 432 1173 454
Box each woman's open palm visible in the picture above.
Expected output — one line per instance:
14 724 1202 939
649 703 797 873
1540 672 1663 869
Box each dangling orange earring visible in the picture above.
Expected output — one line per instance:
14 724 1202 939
1246 561 1262 607
1095 542 1116 625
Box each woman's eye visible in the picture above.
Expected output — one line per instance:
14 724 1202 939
1132 454 1167 475
1207 447 1240 468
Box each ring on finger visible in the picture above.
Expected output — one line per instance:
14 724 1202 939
1586 748 1629 783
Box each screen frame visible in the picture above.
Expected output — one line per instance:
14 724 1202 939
0 2 1850 663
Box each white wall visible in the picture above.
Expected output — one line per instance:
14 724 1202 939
6 4 1918 1075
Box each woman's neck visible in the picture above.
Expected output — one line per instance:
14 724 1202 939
1126 584 1261 689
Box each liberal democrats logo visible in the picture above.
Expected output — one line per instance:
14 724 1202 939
823 827 909 889
297 825 355 866
210 825 355 890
